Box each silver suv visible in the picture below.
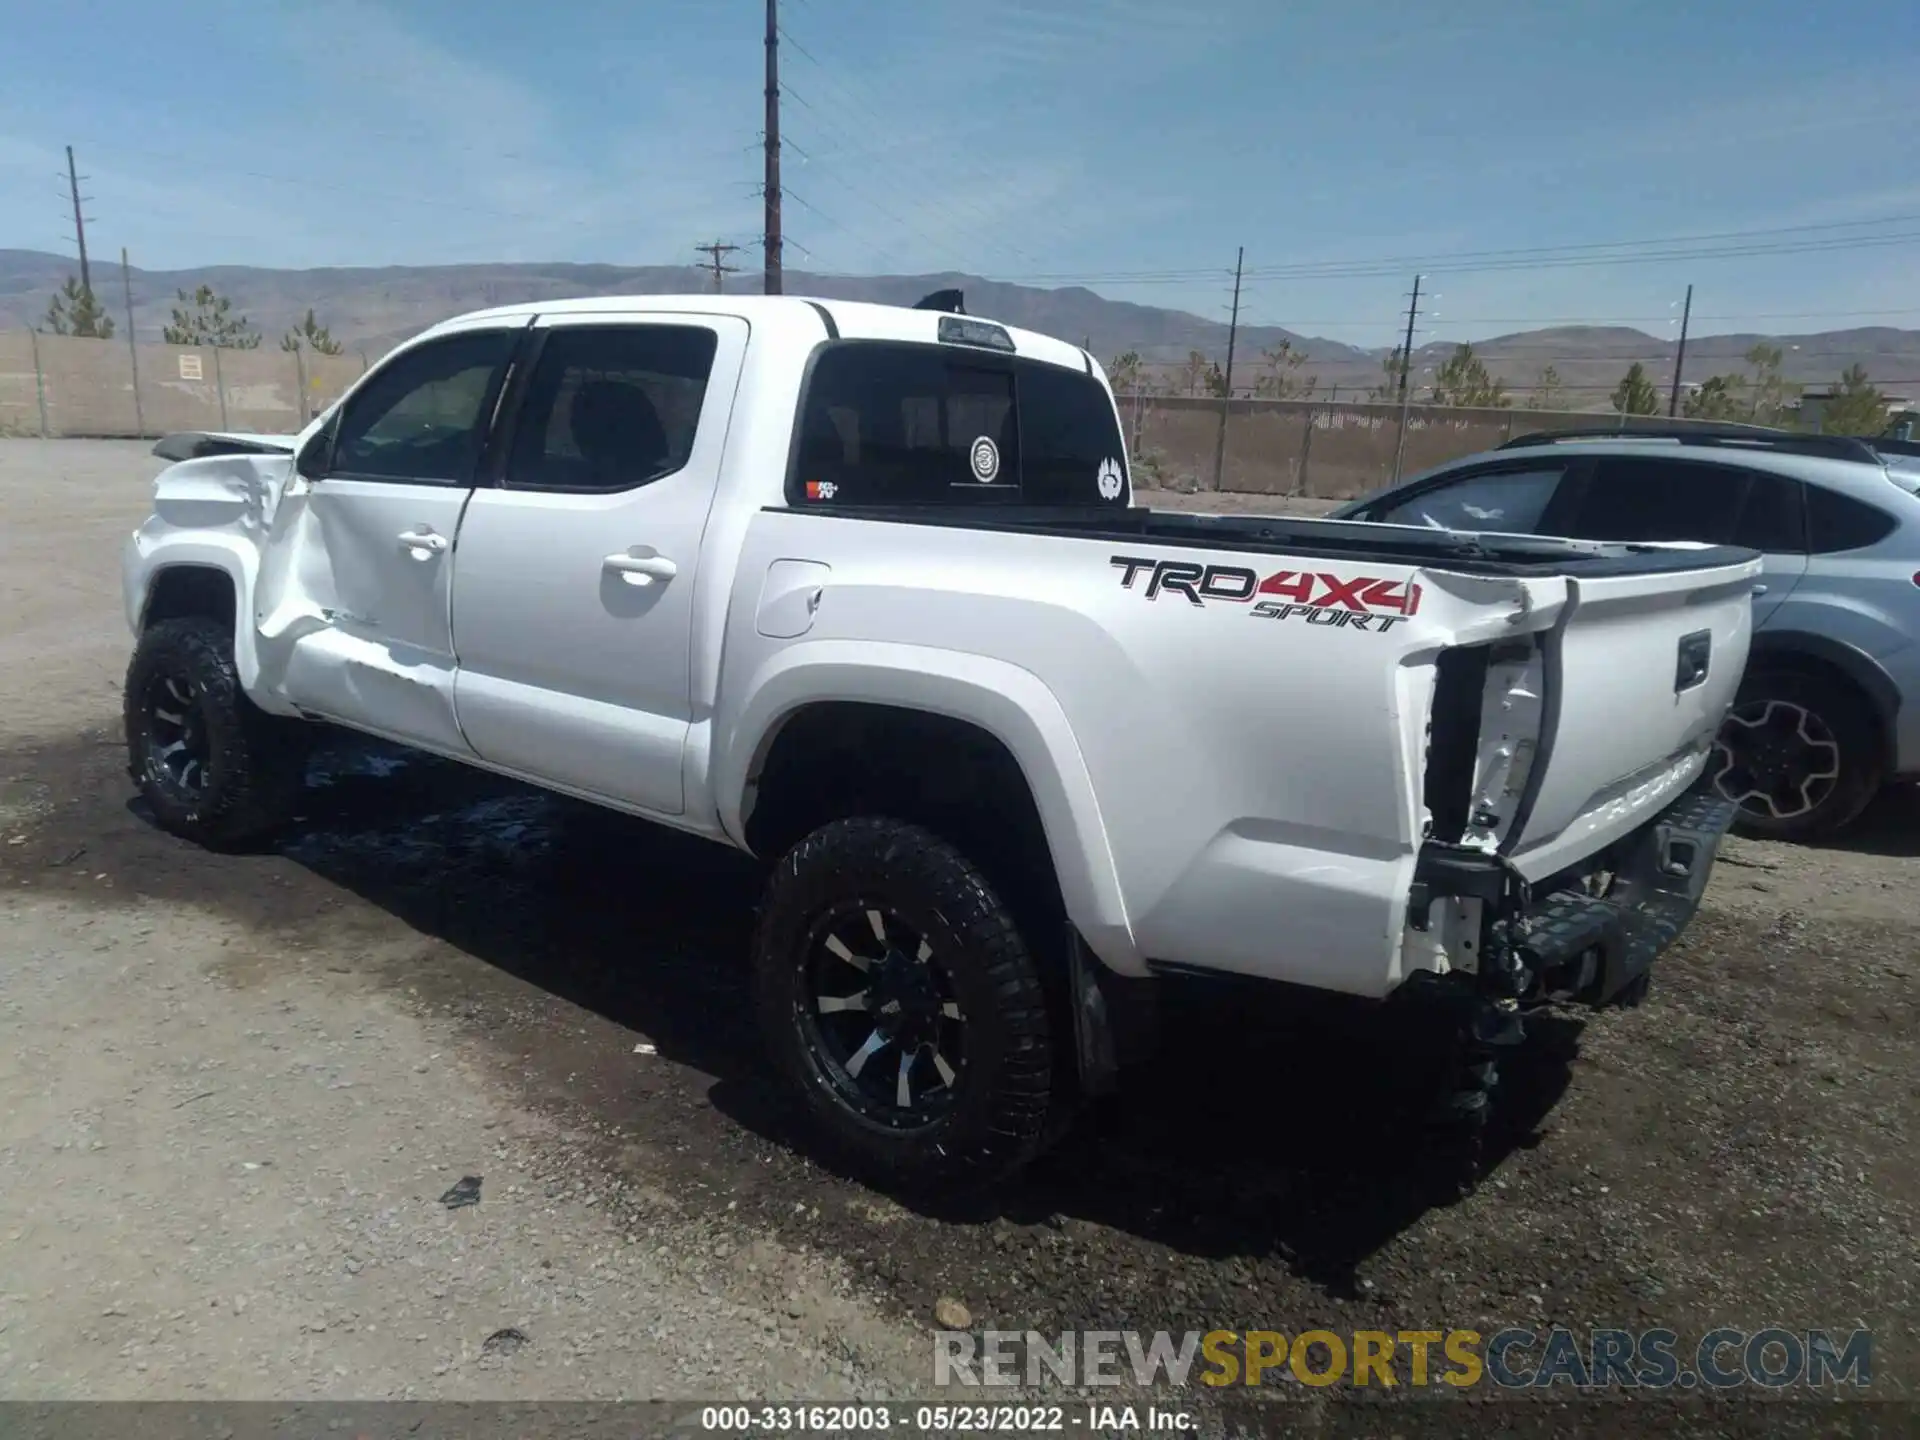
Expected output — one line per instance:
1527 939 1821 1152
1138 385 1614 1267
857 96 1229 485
1332 426 1920 842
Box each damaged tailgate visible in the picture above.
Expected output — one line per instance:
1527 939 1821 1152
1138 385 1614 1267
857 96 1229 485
1439 542 1762 879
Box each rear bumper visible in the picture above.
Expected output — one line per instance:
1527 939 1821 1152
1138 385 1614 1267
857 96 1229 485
1408 785 1736 1008
1516 786 1735 1005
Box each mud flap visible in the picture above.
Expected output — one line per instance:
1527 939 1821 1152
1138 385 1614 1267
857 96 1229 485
1067 926 1120 1098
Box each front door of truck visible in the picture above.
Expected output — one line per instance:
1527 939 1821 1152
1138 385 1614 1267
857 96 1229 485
449 314 747 816
277 323 520 754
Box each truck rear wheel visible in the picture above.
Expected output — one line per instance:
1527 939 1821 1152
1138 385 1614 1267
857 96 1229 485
124 617 306 851
753 817 1055 1191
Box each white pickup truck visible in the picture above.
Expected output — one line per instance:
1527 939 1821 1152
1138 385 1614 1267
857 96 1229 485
122 293 1759 1190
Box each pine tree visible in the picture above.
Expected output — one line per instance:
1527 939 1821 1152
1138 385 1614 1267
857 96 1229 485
164 285 261 349
41 276 115 339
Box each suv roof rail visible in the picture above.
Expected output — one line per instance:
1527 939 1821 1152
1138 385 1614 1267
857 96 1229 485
1498 424 1882 465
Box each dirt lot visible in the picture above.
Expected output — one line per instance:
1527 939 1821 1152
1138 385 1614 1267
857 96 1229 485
2 439 1916 1413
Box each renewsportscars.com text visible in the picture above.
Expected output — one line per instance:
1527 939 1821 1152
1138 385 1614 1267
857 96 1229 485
934 1327 1872 1390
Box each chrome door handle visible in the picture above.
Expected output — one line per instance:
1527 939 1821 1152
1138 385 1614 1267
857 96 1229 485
603 550 679 586
397 528 448 558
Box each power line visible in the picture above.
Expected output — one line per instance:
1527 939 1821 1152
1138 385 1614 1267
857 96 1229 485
776 78 1040 273
770 15 1063 271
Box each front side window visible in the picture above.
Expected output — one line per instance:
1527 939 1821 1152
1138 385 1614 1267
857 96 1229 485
789 342 1128 507
1375 465 1567 533
506 325 718 492
329 329 518 484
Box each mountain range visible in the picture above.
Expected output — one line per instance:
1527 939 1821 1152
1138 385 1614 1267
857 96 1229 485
5 248 1915 409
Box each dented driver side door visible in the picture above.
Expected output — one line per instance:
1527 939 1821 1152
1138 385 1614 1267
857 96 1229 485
274 324 521 755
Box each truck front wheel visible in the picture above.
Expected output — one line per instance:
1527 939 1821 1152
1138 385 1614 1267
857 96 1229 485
753 817 1055 1191
124 617 306 851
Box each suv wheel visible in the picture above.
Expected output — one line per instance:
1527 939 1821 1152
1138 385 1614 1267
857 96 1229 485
124 617 308 851
753 817 1055 1191
1709 671 1881 843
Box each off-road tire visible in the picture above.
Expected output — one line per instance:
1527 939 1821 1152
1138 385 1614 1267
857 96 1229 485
753 817 1055 1192
1714 670 1881 844
124 617 307 851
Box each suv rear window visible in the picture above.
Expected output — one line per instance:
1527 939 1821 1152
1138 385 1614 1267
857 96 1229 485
788 341 1129 508
1807 484 1899 552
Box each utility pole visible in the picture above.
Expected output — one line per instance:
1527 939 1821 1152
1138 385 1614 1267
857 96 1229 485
1390 273 1423 483
1667 282 1694 418
121 248 144 437
1210 246 1244 491
763 0 783 295
66 145 93 294
695 240 741 293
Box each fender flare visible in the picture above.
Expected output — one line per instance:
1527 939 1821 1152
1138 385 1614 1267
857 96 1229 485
129 539 275 703
712 638 1142 973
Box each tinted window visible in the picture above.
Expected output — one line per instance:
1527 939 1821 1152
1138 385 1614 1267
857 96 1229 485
1375 465 1565 532
1565 458 1753 544
1015 361 1129 505
331 329 517 484
506 325 717 492
1807 484 1899 552
1732 473 1805 552
789 342 1128 507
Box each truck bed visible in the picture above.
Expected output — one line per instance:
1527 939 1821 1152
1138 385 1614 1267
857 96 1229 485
763 502 1759 579
725 500 1760 993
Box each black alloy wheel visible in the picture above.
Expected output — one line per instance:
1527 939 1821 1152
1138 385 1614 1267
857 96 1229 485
798 901 968 1129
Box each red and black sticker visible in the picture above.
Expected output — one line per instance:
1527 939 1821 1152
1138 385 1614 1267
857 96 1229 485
1110 555 1421 633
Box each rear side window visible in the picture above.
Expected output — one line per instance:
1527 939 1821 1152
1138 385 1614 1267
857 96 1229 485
506 325 717 492
1732 473 1806 552
1566 457 1799 549
789 341 1128 507
1807 484 1899 552
1374 464 1566 532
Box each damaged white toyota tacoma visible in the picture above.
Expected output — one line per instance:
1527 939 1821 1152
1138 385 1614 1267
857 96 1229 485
122 293 1759 1189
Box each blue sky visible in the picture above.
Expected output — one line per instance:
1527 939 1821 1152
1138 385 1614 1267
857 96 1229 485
3 0 1917 347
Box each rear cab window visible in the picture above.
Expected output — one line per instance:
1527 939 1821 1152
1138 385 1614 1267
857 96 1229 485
787 340 1129 509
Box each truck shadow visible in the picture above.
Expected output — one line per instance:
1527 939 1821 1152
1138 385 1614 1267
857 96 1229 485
262 737 1579 1291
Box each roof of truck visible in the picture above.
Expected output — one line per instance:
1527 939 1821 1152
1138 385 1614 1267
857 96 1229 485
427 293 1098 376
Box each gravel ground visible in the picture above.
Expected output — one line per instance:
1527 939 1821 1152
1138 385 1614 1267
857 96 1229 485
1 439 1915 1414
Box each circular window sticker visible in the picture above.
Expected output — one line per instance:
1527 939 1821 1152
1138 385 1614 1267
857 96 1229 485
1097 457 1124 500
969 435 1000 483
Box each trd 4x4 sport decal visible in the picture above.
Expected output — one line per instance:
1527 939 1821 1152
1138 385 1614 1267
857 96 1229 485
1109 555 1421 633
